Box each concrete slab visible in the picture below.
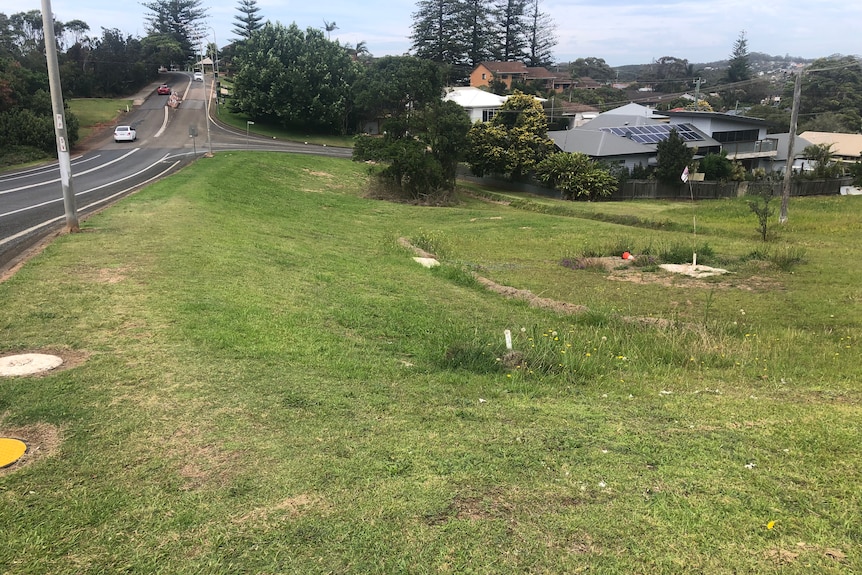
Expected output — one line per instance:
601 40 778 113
0 353 63 377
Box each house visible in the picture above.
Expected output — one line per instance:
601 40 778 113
661 110 777 170
470 62 530 90
443 87 547 123
470 62 563 92
547 103 721 172
798 132 862 164
768 133 813 174
443 87 508 122
547 101 600 128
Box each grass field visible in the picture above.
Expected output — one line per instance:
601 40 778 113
0 153 859 574
69 98 133 140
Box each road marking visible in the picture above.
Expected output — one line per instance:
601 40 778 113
0 159 180 247
0 149 140 196
0 154 96 183
154 106 169 138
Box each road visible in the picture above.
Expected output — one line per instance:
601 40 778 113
0 72 352 271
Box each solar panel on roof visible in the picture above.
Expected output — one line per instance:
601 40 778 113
599 123 704 143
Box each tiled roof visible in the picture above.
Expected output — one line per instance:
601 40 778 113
478 61 529 74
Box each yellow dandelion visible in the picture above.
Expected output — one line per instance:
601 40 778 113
766 520 775 530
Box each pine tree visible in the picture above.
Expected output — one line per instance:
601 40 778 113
523 0 555 67
726 30 751 83
141 0 207 57
493 0 527 62
454 0 495 68
410 0 462 65
232 0 264 41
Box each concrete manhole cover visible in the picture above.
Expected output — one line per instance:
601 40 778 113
0 354 64 377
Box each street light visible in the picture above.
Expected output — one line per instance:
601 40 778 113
246 121 255 147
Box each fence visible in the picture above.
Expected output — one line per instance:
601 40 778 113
458 168 851 201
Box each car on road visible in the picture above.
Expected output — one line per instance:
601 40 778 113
193 71 203 82
114 125 137 142
157 84 171 95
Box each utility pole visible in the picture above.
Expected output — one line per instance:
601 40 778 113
693 77 702 110
41 0 79 232
780 70 803 224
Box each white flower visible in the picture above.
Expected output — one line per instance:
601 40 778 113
598 481 607 488
744 462 756 469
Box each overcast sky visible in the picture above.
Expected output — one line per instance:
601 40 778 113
9 0 861 67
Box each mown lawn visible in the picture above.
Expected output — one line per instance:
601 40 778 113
68 98 133 140
0 153 859 574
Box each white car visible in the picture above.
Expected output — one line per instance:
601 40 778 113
193 71 203 82
114 125 137 142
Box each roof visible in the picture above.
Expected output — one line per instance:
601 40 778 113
799 131 862 159
663 110 770 127
552 101 600 115
525 67 557 80
443 87 507 108
580 113 664 129
477 61 529 74
600 102 665 118
548 129 654 157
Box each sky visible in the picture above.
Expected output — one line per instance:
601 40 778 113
7 0 861 67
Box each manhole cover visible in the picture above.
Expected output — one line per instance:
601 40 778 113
0 438 27 467
0 354 63 377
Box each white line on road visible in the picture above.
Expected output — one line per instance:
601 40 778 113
0 160 180 247
0 149 140 196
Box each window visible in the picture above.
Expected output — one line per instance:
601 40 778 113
481 73 486 80
712 129 759 144
482 109 497 122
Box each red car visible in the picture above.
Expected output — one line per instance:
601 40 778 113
157 84 171 95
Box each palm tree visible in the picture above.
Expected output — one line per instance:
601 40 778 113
323 19 338 40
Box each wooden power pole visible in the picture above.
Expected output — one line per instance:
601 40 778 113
779 70 803 224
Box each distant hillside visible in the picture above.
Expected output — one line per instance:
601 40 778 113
612 52 817 81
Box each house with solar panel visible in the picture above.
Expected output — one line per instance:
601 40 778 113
547 103 721 172
548 103 780 174
662 110 778 171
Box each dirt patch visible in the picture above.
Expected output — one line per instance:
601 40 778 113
303 169 333 178
0 420 63 475
233 493 322 525
475 276 589 315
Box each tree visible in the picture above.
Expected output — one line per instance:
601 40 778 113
141 0 208 58
323 19 338 40
232 0 264 42
654 128 694 185
796 56 862 133
493 0 527 62
535 152 618 200
569 57 614 82
352 55 446 128
453 0 495 70
523 0 555 67
802 143 843 179
465 90 553 179
726 30 751 83
230 22 359 133
643 56 692 92
353 99 470 200
410 0 462 66
699 152 733 181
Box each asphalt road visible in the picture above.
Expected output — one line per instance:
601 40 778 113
0 72 352 272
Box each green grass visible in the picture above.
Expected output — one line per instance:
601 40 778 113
0 153 860 574
214 104 355 148
69 98 133 140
